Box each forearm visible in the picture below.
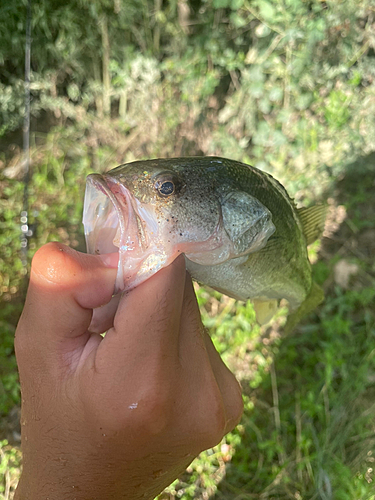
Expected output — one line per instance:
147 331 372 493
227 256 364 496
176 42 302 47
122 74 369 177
15 468 157 500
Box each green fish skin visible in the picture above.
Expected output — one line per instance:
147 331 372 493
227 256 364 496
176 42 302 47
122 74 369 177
83 157 326 329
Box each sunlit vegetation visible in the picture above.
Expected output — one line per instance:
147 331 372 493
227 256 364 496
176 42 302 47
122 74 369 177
1 0 375 498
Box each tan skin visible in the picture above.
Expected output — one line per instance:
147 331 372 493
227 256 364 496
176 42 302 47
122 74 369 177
14 242 243 500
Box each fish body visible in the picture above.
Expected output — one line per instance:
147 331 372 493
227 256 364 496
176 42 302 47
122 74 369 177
83 157 325 326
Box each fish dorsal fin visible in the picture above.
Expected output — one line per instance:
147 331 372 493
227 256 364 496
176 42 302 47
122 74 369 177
221 191 275 254
297 204 327 245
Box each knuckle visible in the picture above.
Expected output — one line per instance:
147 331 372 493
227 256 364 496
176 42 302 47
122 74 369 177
227 374 244 428
191 386 227 451
204 404 227 448
233 390 244 424
14 300 34 348
135 387 175 436
14 330 26 358
92 383 176 438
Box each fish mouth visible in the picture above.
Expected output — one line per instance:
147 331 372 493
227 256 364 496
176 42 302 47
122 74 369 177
83 174 128 255
83 174 148 293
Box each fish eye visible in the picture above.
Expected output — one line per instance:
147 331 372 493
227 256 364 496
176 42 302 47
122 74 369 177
158 180 175 196
154 171 185 198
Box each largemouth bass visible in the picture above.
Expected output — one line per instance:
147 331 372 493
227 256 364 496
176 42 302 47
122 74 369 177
83 157 326 329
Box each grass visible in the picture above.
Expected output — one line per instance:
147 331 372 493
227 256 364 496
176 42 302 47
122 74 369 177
1 135 375 499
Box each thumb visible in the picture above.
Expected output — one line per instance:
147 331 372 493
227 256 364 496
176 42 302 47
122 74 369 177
16 242 118 347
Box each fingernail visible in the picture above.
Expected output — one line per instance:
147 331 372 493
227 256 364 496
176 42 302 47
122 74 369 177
98 252 119 268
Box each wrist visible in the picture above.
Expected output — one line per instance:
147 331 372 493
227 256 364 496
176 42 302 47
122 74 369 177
15 463 161 500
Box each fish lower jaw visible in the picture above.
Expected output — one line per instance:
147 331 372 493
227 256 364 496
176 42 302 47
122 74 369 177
114 247 181 294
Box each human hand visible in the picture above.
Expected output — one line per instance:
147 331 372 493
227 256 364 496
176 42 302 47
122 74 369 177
14 243 243 500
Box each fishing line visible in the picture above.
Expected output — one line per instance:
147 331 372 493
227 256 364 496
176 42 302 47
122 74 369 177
21 0 32 270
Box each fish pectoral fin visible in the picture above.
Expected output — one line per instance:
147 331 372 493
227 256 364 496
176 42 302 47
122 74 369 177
297 204 328 245
253 299 278 325
284 281 324 334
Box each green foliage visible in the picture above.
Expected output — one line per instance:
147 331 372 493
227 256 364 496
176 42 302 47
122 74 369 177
1 1 375 499
1 0 375 193
0 441 21 499
0 304 21 416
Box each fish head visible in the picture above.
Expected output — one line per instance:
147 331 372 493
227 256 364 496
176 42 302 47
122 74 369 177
83 158 276 292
